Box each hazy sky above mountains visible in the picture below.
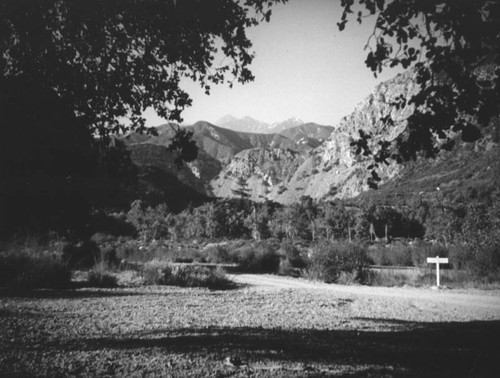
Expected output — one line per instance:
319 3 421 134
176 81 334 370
145 0 402 127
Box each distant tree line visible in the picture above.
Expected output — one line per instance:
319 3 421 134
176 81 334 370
124 189 500 248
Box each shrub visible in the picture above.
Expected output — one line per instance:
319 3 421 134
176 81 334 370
233 242 280 273
126 200 170 241
98 245 121 270
115 241 141 261
367 242 452 268
160 265 235 290
173 247 206 263
308 241 369 283
367 244 413 266
411 243 449 267
278 258 297 276
363 268 424 287
362 266 500 288
279 240 307 269
277 186 287 194
366 246 387 266
0 253 71 289
337 270 365 285
90 232 117 245
410 242 434 267
450 242 500 279
205 245 233 264
62 241 100 269
142 261 165 284
116 241 173 263
87 270 118 288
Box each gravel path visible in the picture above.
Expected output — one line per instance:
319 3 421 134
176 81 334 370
1 274 499 376
231 274 500 318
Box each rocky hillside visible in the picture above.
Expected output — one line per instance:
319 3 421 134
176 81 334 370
213 70 420 203
279 123 334 149
122 68 499 207
127 121 296 164
125 143 208 211
123 119 333 199
355 130 500 207
275 70 419 203
211 148 304 201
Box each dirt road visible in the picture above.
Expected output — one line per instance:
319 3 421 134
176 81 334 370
230 273 500 320
1 274 500 376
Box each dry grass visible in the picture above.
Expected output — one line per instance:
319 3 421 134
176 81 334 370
364 267 500 289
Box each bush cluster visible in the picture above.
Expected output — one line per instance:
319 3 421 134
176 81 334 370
366 242 452 267
143 262 235 290
307 241 369 284
62 241 100 269
0 253 71 289
449 242 500 280
277 240 308 276
205 245 234 264
232 242 280 273
204 241 281 273
363 241 500 287
367 244 413 267
87 270 118 288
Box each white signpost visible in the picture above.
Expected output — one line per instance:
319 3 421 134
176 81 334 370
427 256 449 287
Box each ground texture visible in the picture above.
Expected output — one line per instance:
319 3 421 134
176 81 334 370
1 273 500 377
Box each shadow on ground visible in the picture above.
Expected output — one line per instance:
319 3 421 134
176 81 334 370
48 320 500 376
0 288 147 299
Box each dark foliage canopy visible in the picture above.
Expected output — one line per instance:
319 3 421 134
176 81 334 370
0 0 285 137
340 0 500 188
0 0 286 236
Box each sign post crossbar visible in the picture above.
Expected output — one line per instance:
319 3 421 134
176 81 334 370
427 256 449 287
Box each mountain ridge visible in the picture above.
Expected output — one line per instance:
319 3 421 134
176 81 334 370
212 70 420 202
122 68 499 209
216 115 308 134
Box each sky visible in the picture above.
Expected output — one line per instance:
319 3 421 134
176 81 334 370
145 0 403 127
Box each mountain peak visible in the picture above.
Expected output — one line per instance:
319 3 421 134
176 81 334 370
216 115 269 133
268 117 305 133
282 116 304 124
216 114 239 125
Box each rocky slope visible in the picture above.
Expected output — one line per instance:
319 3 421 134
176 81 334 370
124 119 333 199
211 148 304 201
277 70 419 202
279 122 333 141
119 66 499 209
125 68 496 206
213 70 420 203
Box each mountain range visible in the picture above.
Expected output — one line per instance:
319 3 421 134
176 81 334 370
123 69 499 209
217 115 305 134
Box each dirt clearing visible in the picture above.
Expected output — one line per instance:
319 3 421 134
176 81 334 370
1 274 499 376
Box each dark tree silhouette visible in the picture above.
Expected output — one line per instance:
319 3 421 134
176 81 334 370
0 78 94 235
0 0 286 236
340 0 500 187
232 176 251 199
0 0 286 137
